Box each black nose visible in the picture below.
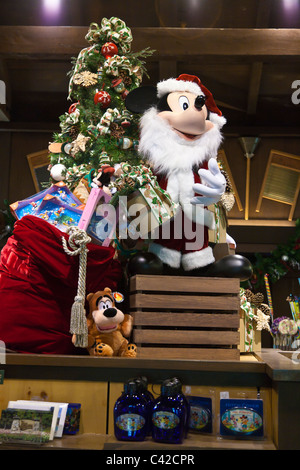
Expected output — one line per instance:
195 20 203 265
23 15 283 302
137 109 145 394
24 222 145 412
103 307 117 318
194 95 206 110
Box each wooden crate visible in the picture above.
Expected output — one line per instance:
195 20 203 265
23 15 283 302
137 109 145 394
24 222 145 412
129 275 240 361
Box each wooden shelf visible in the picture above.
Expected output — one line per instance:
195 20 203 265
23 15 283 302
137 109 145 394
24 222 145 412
0 432 276 451
104 434 276 451
0 433 107 451
2 350 300 449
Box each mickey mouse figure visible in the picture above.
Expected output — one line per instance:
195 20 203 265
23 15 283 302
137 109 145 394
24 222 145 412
125 74 252 279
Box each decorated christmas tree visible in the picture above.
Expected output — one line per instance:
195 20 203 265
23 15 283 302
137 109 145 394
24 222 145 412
48 17 153 196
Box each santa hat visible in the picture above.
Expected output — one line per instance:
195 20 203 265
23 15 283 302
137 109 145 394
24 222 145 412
157 74 226 128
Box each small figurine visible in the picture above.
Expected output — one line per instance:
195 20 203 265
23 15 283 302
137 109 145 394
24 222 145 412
85 287 137 357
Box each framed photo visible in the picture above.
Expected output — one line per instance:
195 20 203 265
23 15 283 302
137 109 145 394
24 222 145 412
27 149 50 192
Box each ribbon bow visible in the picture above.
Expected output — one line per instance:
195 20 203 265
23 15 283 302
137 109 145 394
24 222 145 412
111 163 176 212
85 17 132 53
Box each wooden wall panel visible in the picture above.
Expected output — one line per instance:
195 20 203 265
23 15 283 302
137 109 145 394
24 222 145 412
0 132 11 204
5 131 52 205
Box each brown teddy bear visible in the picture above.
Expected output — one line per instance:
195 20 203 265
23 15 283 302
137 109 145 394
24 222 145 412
86 287 137 357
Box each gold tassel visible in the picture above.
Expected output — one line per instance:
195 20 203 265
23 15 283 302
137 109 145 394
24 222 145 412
62 227 91 349
70 295 89 348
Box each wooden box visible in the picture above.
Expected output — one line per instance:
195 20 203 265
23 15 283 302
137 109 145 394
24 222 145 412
129 275 240 361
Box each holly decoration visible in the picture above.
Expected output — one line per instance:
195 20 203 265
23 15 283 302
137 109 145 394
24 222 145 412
48 16 154 190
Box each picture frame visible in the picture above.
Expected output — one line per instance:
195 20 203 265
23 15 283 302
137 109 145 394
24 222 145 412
27 149 50 192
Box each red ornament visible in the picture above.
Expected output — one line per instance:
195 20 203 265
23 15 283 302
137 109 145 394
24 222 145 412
101 42 118 59
121 89 129 100
94 90 111 108
68 102 79 114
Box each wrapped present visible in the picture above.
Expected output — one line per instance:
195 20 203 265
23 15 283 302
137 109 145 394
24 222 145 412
35 195 83 233
111 163 178 239
10 181 82 220
78 187 115 246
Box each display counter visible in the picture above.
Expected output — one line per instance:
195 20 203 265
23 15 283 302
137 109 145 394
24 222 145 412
1 348 300 450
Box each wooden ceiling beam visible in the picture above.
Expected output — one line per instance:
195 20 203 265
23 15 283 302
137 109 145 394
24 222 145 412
246 0 271 115
0 26 300 60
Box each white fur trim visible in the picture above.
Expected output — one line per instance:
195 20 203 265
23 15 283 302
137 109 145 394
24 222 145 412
149 242 181 268
166 170 215 229
139 107 224 175
157 78 203 98
181 246 215 271
209 113 227 129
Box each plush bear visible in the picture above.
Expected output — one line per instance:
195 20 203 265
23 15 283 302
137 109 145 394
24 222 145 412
86 287 137 357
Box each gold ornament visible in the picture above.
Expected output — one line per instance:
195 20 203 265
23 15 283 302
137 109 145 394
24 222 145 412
73 71 98 87
71 133 90 156
220 192 235 212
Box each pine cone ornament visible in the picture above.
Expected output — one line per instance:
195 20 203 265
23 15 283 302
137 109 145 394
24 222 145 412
244 289 254 303
69 125 80 140
110 122 125 138
120 71 132 87
252 292 264 307
220 192 235 212
259 303 271 316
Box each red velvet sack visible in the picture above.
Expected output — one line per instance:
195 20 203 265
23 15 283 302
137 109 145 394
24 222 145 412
0 215 122 354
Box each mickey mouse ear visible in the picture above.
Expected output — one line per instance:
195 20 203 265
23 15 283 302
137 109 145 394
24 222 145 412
125 86 158 114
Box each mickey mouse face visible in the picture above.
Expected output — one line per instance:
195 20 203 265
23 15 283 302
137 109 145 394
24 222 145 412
165 92 206 113
158 91 214 141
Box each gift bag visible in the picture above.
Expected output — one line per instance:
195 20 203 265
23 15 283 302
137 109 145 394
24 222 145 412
0 215 122 354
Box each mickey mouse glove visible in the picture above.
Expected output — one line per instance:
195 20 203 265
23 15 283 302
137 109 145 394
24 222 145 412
191 158 226 206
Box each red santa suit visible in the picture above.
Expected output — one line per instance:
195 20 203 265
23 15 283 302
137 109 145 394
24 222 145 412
137 75 227 271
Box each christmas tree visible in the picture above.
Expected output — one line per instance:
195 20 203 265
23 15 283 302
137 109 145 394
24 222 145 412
48 17 153 194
